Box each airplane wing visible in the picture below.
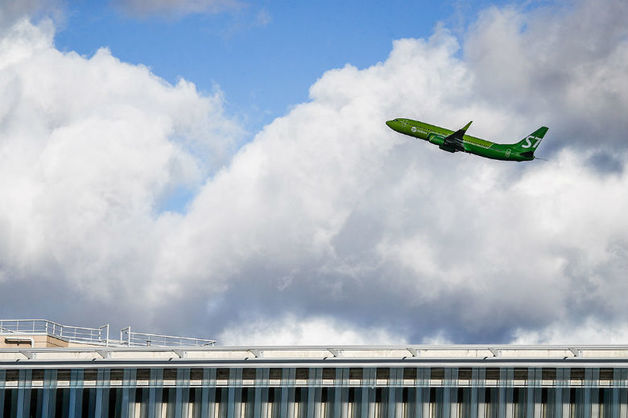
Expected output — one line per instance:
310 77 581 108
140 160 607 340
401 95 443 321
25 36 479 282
442 121 472 152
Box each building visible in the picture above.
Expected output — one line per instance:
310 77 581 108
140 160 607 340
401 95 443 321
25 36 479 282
1 319 628 417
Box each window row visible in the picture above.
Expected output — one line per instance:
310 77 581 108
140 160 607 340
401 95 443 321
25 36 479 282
1 385 628 418
2 367 627 386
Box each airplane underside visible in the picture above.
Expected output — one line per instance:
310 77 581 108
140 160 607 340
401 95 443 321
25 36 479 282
438 144 458 153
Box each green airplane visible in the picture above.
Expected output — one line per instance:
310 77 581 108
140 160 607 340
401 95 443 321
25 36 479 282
386 118 548 161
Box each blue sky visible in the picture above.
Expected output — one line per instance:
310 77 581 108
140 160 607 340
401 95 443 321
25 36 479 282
54 0 510 134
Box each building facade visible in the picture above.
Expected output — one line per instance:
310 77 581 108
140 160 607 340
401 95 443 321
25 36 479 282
2 321 628 417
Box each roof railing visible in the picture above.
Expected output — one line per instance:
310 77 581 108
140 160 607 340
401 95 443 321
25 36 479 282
120 327 216 347
0 319 109 346
0 319 215 348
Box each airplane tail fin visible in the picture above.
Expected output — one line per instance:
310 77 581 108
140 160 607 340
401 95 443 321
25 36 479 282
512 127 548 158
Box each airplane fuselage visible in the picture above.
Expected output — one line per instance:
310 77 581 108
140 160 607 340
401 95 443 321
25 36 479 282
386 119 544 162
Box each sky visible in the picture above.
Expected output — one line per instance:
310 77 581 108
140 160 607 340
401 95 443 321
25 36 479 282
52 0 507 134
0 0 627 345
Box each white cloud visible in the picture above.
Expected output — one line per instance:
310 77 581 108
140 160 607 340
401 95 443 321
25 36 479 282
513 319 628 345
465 0 628 151
219 315 408 346
0 18 241 311
1 0 627 345
0 0 63 33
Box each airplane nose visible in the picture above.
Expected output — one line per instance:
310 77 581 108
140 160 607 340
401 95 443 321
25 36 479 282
386 120 394 128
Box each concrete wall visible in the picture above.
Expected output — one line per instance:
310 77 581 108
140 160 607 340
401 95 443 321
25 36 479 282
0 334 69 348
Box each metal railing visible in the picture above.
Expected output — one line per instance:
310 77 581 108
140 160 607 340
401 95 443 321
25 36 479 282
0 319 110 346
0 319 215 348
120 327 216 347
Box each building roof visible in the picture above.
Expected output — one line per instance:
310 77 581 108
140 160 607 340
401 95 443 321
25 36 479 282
0 319 215 349
2 345 628 369
3 319 628 369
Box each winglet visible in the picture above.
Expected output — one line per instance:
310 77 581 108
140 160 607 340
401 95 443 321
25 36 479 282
461 121 473 131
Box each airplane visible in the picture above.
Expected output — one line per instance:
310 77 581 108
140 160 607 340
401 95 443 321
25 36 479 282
385 118 548 161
